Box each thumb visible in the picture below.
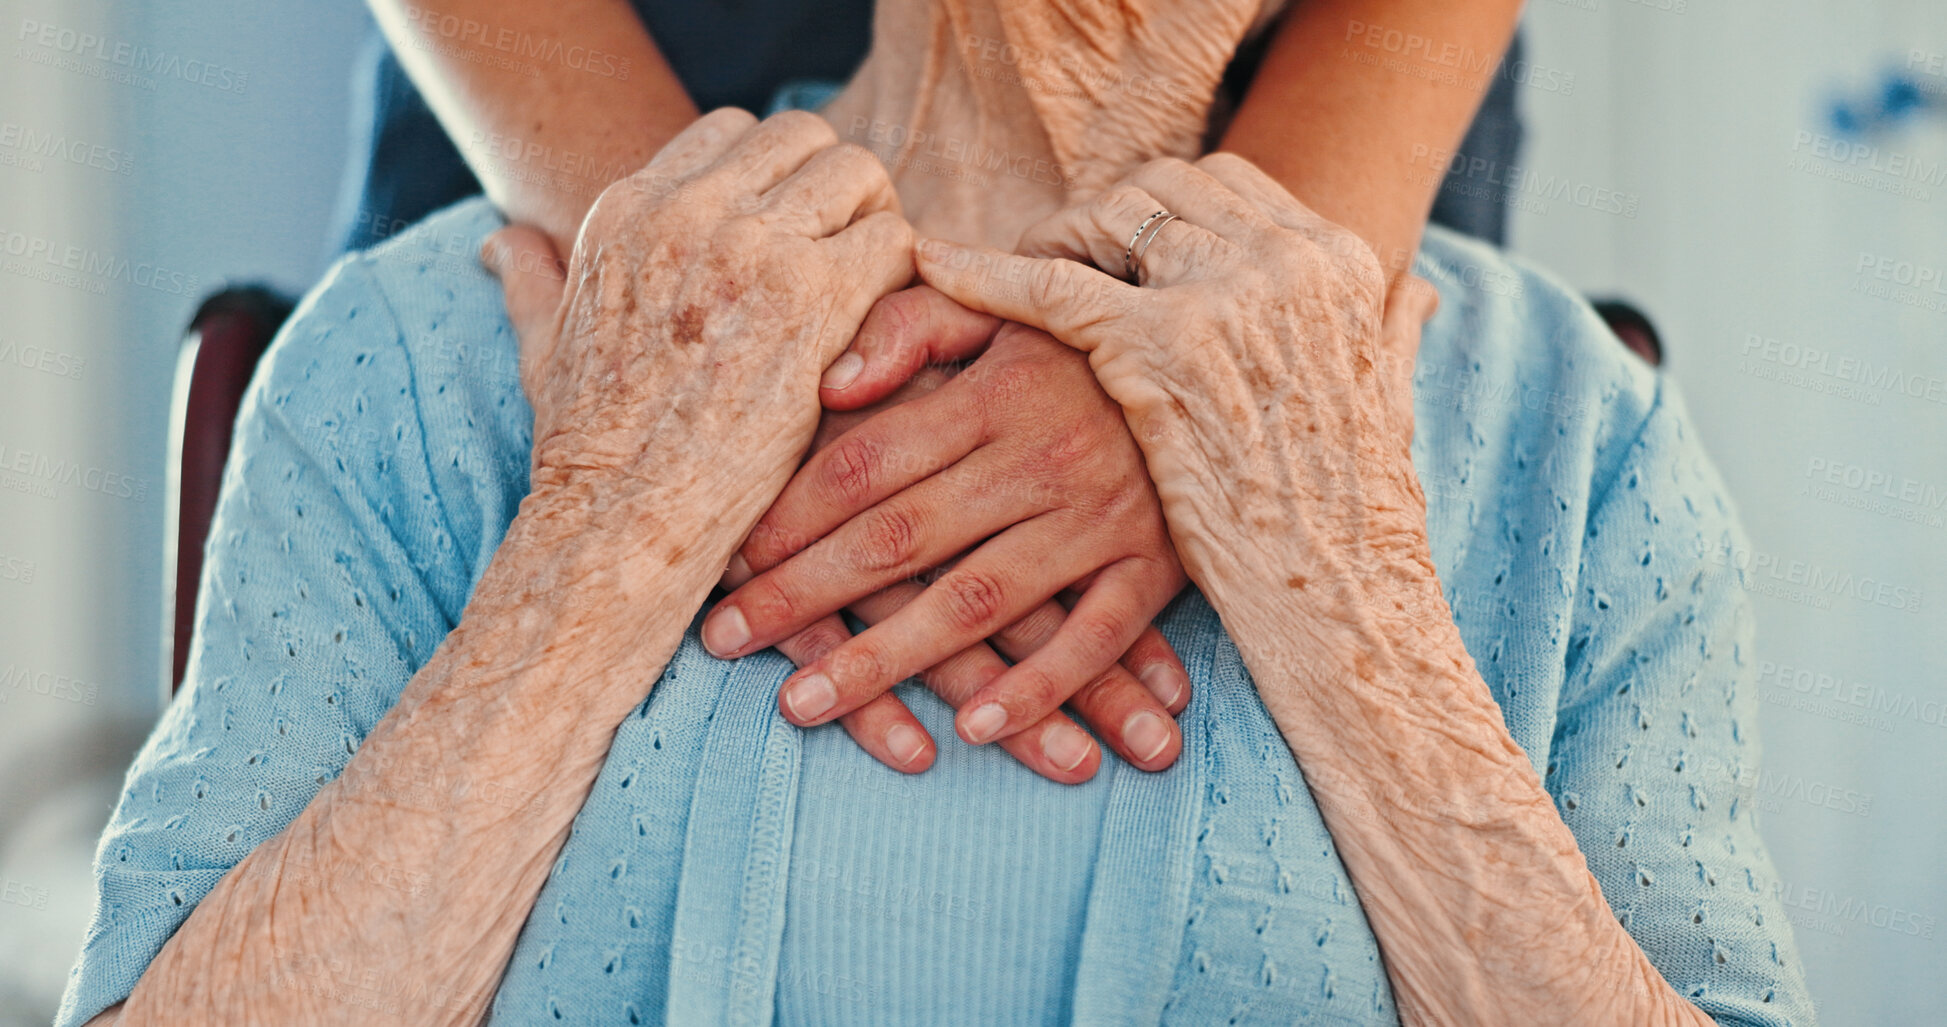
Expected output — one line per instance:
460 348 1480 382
1377 272 1439 431
480 224 567 351
820 285 1002 411
1380 273 1439 360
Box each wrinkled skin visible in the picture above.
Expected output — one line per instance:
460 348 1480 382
728 0 1293 782
502 107 912 551
92 109 921 1027
916 153 1719 1027
982 0 1274 193
501 102 1194 782
920 153 1434 603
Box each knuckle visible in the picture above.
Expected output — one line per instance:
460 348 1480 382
1101 183 1151 217
1135 156 1190 189
1069 615 1126 665
853 506 921 572
1070 667 1125 710
1300 234 1386 313
745 520 808 567
999 605 1064 648
870 288 932 351
714 216 769 253
872 211 915 250
702 106 758 133
741 574 805 627
825 641 890 687
789 623 851 660
1025 261 1065 312
1031 451 1090 505
1034 422 1122 497
940 570 1008 631
623 160 682 201
772 109 838 147
1096 187 1157 238
1002 665 1064 708
820 435 882 506
1195 151 1249 175
833 142 891 184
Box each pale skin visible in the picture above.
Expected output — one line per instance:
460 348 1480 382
910 153 1718 1026
365 0 1521 782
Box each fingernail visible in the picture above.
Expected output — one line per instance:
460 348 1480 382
783 673 837 722
1123 710 1172 764
1042 722 1094 772
701 605 751 657
886 724 929 767
962 703 1009 745
1139 664 1187 709
722 552 753 588
821 352 865 391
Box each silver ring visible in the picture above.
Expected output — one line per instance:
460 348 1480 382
1123 209 1172 281
1128 213 1178 286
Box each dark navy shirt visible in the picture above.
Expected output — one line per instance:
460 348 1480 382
327 4 1526 255
329 0 875 253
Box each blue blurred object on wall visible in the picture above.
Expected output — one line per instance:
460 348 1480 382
1827 62 1943 135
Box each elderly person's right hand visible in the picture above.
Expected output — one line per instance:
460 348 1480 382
484 107 914 577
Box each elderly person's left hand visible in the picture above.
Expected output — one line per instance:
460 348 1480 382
906 154 1724 1027
997 156 1435 603
902 152 1443 727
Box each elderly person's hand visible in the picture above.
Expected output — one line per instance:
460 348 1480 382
89 108 918 1027
489 107 913 582
908 155 1726 1027
708 287 1190 779
916 154 1434 607
875 153 1438 747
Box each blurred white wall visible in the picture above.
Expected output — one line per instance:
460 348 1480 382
1512 2 1947 1024
0 0 368 1022
0 1 1941 1024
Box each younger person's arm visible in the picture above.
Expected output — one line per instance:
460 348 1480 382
367 0 698 252
1222 0 1526 287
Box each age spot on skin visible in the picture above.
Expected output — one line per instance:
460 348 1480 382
670 304 708 344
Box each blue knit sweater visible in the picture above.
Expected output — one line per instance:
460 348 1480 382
58 199 1814 1025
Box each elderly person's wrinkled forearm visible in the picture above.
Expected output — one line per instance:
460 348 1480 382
93 488 729 1027
91 108 913 1027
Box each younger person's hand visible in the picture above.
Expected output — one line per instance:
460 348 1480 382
705 287 1191 774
